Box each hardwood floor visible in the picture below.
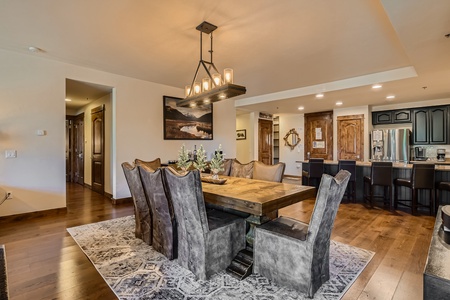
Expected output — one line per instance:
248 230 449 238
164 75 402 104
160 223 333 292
0 182 435 299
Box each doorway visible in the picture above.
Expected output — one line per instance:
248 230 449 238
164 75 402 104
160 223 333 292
258 119 273 164
65 79 113 195
304 111 333 160
337 114 364 160
66 113 85 184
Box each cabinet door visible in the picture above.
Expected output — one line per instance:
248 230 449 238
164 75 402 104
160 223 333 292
412 109 429 144
372 111 392 124
429 106 447 144
393 109 411 123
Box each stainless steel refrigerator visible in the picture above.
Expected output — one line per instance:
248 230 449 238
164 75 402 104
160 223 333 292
371 128 410 162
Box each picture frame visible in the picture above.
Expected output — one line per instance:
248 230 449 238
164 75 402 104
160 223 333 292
236 129 246 140
163 95 213 140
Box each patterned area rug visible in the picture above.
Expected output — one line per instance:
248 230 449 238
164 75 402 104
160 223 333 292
67 216 374 300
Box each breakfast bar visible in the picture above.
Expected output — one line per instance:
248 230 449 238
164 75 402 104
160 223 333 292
299 160 450 208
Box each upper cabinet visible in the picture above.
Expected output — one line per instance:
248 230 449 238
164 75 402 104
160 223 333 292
412 106 447 144
372 109 411 125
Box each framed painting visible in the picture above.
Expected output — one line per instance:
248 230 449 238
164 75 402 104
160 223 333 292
236 129 246 140
163 95 213 140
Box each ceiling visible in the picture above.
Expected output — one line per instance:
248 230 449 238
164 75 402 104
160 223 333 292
1 0 449 113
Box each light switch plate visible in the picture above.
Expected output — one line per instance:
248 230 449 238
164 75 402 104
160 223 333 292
5 150 17 158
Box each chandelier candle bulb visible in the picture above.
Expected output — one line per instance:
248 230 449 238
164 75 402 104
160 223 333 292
185 85 191 97
212 73 222 87
194 82 201 94
202 78 211 91
224 68 233 84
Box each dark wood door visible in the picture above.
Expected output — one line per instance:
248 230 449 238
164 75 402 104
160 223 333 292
304 111 333 160
337 114 364 160
73 113 84 185
65 118 72 182
91 105 105 194
258 119 273 165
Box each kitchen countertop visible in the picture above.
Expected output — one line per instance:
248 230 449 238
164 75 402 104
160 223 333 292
297 160 450 171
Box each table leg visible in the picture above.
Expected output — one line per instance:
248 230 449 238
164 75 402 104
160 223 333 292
245 214 272 249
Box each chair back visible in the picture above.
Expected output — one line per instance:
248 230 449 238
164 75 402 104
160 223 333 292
230 159 254 178
307 170 350 263
161 169 208 274
135 157 161 170
308 158 324 178
121 162 152 244
138 165 177 259
370 162 392 186
0 245 8 300
218 158 232 176
338 160 356 181
412 164 435 189
253 161 286 182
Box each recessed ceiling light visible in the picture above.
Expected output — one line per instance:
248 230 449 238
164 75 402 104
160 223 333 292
372 84 382 89
65 98 72 102
298 106 304 110
336 101 343 106
28 46 41 53
315 93 324 99
386 95 395 100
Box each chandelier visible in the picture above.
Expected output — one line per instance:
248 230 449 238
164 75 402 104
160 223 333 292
177 21 246 107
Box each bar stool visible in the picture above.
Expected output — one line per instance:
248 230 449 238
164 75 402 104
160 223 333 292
338 160 356 202
436 181 450 214
363 162 393 209
394 164 435 216
302 158 324 191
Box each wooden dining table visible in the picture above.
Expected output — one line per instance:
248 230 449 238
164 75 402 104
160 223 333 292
201 175 316 279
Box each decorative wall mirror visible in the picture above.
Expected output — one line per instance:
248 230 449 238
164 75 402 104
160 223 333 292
283 128 301 150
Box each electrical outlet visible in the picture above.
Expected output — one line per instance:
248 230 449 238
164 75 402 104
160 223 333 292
6 192 12 199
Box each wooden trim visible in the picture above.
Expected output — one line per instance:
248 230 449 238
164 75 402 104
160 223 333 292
0 207 67 222
104 192 113 199
111 197 133 205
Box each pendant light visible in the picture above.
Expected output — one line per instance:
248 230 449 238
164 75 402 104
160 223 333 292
177 21 246 107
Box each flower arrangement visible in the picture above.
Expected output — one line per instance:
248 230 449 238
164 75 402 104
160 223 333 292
209 144 224 179
177 144 192 173
193 145 207 172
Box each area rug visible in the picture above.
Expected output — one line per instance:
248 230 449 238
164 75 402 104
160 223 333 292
67 216 374 300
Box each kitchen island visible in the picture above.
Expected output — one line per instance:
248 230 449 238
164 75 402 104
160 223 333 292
298 160 450 208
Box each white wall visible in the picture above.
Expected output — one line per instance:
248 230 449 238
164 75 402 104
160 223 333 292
236 113 253 163
276 114 304 176
0 49 236 217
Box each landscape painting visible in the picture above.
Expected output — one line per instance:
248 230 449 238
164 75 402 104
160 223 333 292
163 96 213 140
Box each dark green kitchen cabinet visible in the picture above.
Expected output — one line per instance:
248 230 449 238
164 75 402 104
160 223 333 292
412 106 447 144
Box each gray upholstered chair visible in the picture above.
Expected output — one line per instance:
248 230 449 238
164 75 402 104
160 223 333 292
138 165 177 259
0 245 8 300
134 157 162 170
121 162 152 245
162 168 246 280
254 170 351 298
230 159 254 178
253 161 286 182
218 158 232 176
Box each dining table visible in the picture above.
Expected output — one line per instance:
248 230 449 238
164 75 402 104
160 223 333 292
201 175 316 279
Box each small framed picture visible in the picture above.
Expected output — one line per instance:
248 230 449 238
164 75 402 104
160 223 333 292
236 129 246 140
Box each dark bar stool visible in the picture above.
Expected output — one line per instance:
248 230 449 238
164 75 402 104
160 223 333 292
394 164 435 216
302 158 324 191
338 160 356 202
436 181 450 214
363 162 393 209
